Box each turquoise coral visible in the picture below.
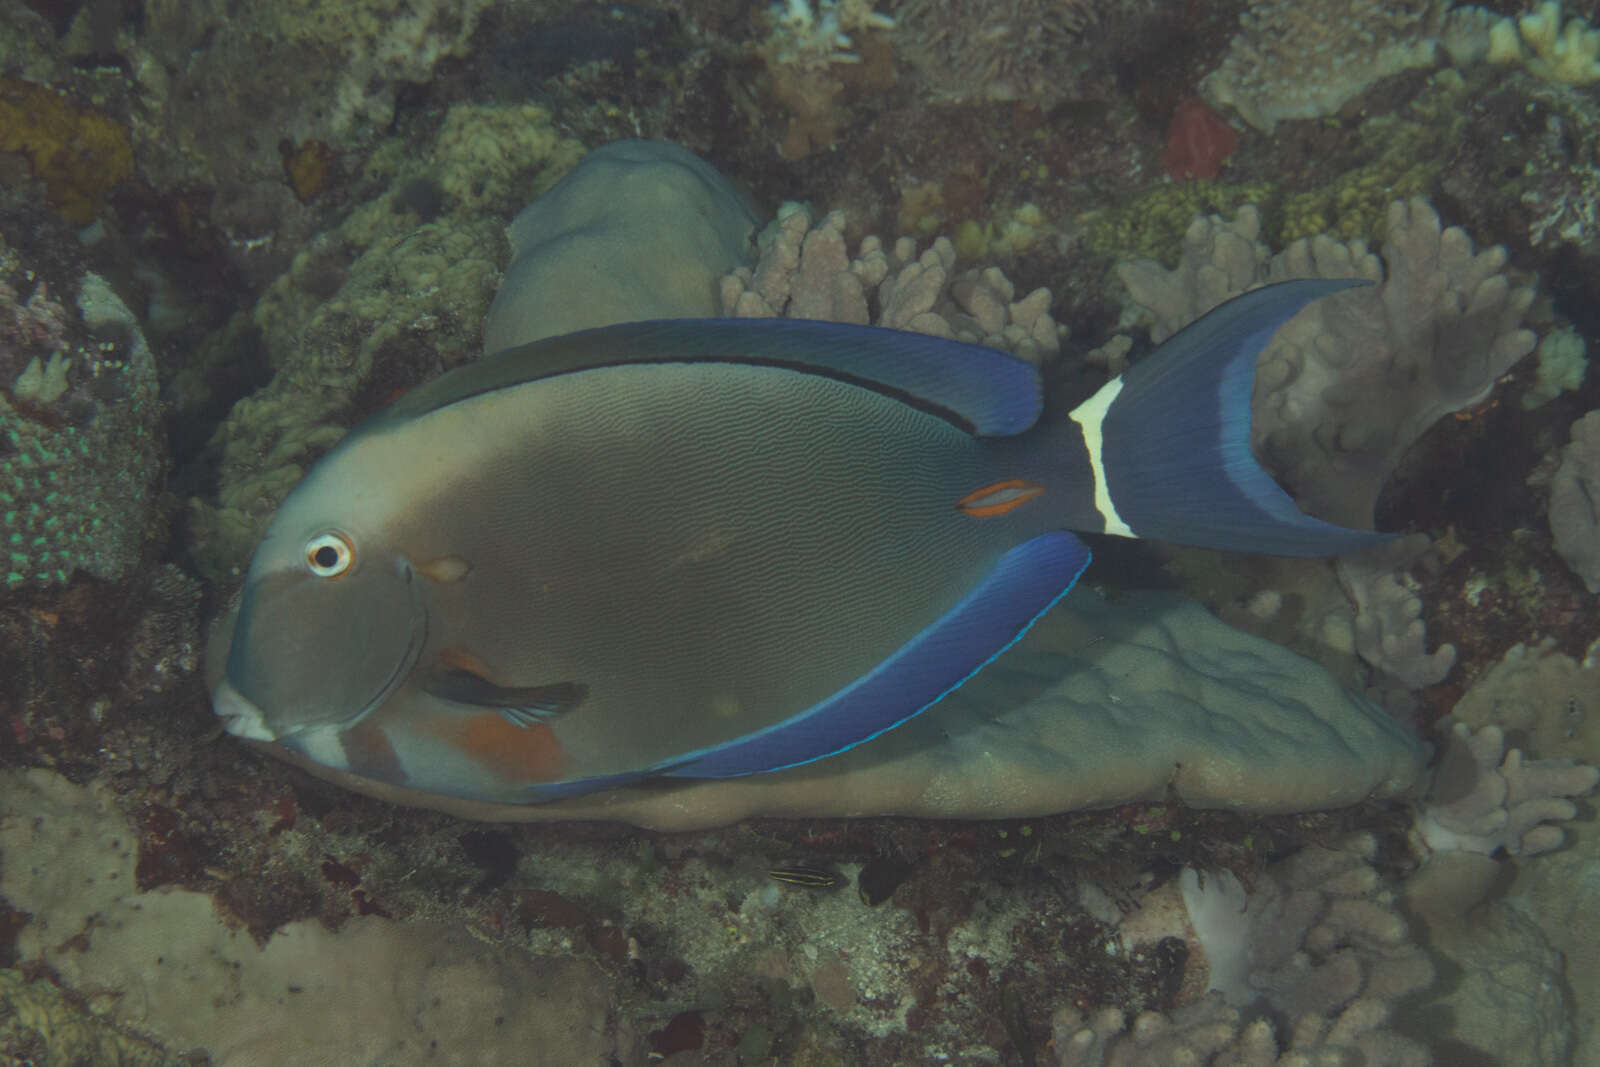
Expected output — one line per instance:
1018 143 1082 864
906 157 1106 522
0 261 161 592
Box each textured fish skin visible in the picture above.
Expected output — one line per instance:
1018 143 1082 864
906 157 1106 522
213 281 1391 804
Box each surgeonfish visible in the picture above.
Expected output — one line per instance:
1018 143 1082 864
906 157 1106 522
211 280 1392 805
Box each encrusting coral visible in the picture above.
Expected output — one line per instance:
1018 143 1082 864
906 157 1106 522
1200 0 1445 132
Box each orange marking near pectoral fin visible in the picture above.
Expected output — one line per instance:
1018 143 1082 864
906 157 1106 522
448 713 571 784
437 647 496 677
340 720 408 785
956 478 1046 517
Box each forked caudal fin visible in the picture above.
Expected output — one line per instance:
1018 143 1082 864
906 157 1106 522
1072 279 1395 557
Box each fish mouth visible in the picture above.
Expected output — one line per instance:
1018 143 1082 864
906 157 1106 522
213 679 278 741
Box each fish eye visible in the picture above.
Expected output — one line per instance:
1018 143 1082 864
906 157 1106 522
304 531 355 578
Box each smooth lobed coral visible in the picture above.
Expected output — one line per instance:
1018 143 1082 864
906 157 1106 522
721 206 1063 363
484 140 759 354
1117 198 1537 532
1200 0 1446 132
1548 410 1600 593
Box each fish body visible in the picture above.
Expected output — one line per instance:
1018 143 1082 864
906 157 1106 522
213 281 1390 804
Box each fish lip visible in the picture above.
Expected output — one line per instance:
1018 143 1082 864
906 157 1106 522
213 679 277 741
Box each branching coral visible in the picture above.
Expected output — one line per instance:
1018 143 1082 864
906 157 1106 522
1118 198 1537 531
1485 1 1600 85
1416 722 1599 857
1056 835 1432 1066
1335 535 1456 689
721 206 1063 362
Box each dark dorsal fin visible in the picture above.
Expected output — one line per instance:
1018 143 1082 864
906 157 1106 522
378 318 1043 437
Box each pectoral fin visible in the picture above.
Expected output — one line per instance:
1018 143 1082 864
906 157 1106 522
423 665 588 723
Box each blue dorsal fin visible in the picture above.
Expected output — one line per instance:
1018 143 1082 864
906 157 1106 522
657 531 1092 781
382 318 1044 437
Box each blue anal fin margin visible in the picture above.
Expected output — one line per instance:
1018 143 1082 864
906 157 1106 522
661 531 1093 780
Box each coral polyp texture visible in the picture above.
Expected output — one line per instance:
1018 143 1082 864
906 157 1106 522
1 242 160 589
1200 0 1445 132
1117 198 1536 532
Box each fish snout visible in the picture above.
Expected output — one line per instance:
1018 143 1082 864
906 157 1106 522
212 679 278 742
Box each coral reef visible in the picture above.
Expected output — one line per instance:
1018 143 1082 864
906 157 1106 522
756 0 897 158
891 0 1097 102
722 206 1063 363
1549 410 1600 593
133 0 498 192
185 105 584 579
1200 0 1445 132
1 239 162 589
1117 198 1537 532
0 76 134 224
1055 835 1432 1066
1522 327 1588 409
6 0 1600 1059
1485 1 1600 85
0 768 636 1064
1446 636 1600 763
1415 722 1599 857
1335 535 1456 689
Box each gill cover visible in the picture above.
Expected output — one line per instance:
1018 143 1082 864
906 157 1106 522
223 550 425 739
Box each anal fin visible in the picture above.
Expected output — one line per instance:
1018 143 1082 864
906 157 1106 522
662 531 1092 779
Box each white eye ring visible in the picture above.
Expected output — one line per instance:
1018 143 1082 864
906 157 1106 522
305 531 355 578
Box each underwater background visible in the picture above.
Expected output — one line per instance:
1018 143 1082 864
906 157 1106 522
2 0 1600 1062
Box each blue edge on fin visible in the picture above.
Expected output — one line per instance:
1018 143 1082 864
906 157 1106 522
524 281 1394 798
526 532 1091 798
1105 278 1396 557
